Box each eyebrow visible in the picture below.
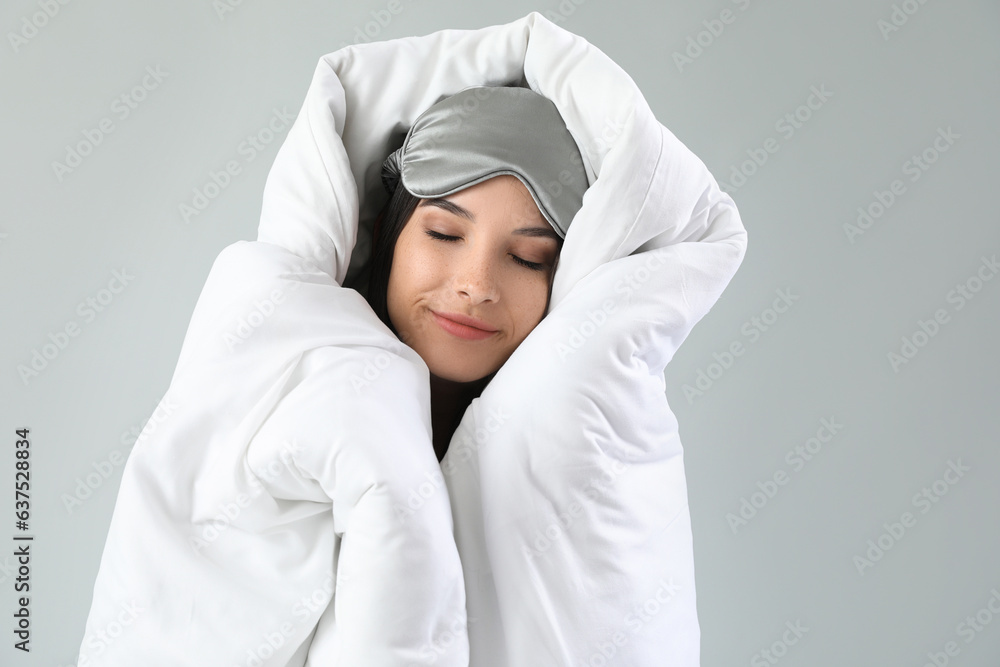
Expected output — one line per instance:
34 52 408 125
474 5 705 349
419 198 562 241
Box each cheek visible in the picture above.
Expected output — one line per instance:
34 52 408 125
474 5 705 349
390 239 437 298
507 276 551 341
387 230 439 317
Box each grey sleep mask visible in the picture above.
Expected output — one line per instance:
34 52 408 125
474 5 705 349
381 85 588 239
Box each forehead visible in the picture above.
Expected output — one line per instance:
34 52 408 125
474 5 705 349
434 175 544 221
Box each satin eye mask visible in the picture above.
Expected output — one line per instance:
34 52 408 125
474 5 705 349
381 85 589 239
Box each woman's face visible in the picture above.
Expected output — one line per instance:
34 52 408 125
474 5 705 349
387 175 561 383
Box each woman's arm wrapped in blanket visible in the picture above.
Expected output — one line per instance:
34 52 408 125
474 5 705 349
443 166 745 666
77 238 469 666
234 242 470 665
426 13 748 667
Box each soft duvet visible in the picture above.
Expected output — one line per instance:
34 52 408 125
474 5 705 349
78 11 747 667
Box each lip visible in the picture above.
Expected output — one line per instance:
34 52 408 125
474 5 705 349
431 310 498 341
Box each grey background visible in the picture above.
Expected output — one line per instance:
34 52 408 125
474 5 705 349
2 0 998 665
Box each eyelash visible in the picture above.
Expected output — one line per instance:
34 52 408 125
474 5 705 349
424 230 545 272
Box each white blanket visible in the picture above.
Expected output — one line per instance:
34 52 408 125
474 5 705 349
77 11 746 667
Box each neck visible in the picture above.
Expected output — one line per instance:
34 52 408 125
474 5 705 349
429 372 489 462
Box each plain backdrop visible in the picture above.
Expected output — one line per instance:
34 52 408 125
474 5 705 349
1 1 998 665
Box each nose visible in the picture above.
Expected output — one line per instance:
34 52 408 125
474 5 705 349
451 246 499 304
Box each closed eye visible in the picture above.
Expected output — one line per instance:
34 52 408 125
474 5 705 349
424 230 545 271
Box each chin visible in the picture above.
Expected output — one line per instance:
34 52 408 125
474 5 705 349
429 363 492 384
425 351 498 384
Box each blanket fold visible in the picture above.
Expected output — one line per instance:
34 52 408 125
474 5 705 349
77 10 746 667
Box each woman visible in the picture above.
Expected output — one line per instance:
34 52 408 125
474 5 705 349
75 78 588 667
76 12 746 667
359 84 585 463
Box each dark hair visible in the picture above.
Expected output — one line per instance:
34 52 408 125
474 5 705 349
366 183 421 338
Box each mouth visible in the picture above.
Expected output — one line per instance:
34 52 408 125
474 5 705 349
431 310 498 341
